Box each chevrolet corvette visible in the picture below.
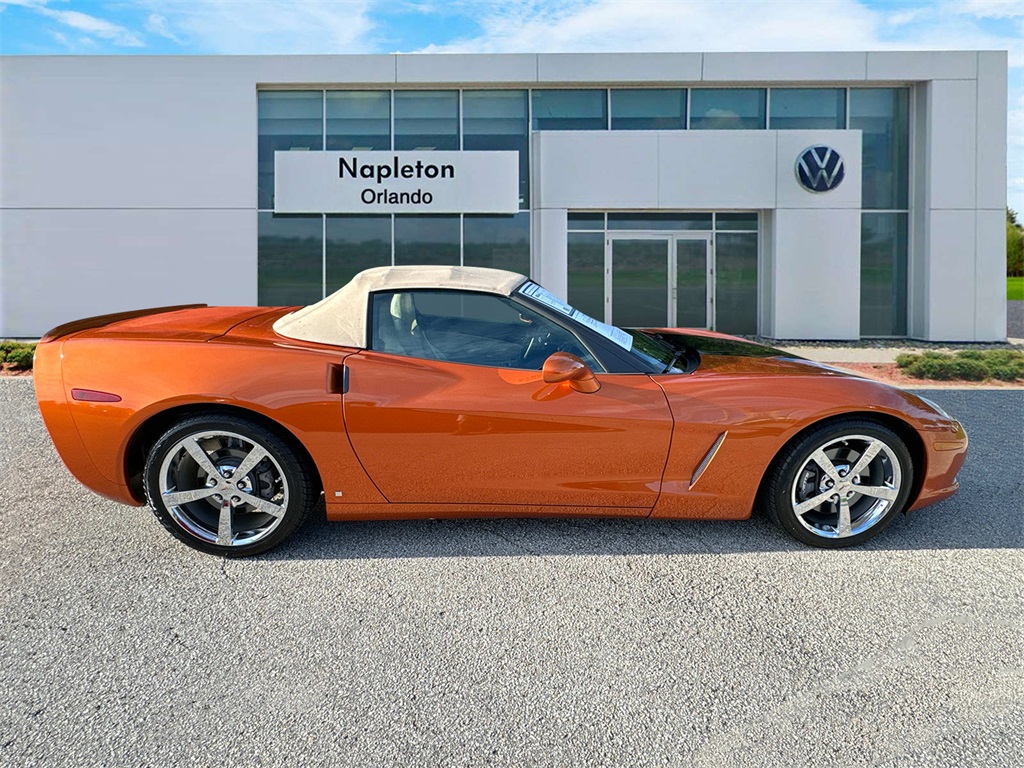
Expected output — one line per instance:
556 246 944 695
34 266 967 556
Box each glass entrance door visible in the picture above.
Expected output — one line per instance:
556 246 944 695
607 234 711 329
608 238 670 328
674 237 711 329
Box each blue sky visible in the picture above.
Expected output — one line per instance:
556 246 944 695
1 0 1022 210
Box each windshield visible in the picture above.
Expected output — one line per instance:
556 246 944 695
517 282 687 374
622 329 688 373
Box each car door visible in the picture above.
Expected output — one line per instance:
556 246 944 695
342 289 673 511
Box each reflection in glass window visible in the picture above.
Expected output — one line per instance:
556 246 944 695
394 91 459 151
464 90 530 207
532 90 607 131
769 88 846 130
690 89 766 130
714 232 758 334
609 212 712 230
568 232 605 322
325 215 392 293
257 91 323 209
568 213 605 231
850 89 910 210
394 215 460 266
370 290 600 370
258 213 323 306
715 213 758 231
611 89 686 130
860 212 908 337
326 91 390 151
463 213 530 274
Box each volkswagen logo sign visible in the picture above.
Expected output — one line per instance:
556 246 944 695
796 145 845 193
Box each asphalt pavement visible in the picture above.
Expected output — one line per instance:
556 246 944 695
1 379 1021 767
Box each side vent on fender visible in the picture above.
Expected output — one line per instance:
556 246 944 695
690 431 728 489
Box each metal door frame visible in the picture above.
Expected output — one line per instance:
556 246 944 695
605 232 713 328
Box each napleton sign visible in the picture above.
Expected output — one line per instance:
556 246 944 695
274 150 520 214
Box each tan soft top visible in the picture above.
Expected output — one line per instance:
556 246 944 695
272 265 528 348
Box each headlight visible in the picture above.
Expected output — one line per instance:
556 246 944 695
919 395 953 421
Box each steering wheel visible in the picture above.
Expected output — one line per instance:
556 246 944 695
521 330 554 368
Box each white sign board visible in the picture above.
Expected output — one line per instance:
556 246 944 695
274 151 519 214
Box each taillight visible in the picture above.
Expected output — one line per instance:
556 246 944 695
71 389 122 403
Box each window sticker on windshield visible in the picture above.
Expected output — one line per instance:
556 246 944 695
519 282 633 351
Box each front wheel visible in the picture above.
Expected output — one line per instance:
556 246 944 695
144 413 317 557
763 420 914 548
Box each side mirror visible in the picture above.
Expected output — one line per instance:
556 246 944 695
542 352 601 394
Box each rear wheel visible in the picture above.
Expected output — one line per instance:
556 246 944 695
144 414 316 557
764 419 913 548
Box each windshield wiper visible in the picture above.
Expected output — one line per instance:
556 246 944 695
661 349 684 374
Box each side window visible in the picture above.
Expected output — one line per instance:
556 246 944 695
370 290 602 371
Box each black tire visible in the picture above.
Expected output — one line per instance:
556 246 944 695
762 418 914 548
143 413 317 557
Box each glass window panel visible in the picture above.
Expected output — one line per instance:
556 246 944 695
715 213 758 231
258 212 322 306
532 90 607 131
463 213 530 274
568 232 605 322
714 232 758 334
608 212 712 230
690 89 766 130
326 91 390 151
394 91 459 151
568 213 605 230
611 89 686 130
325 215 392 293
860 212 908 337
850 88 909 210
676 239 708 329
464 90 530 208
394 214 460 266
611 238 670 328
370 290 600 370
257 91 323 210
769 88 846 130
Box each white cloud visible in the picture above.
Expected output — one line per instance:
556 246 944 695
145 12 182 44
36 7 144 47
954 0 1024 19
137 0 376 54
419 0 885 54
416 0 1021 61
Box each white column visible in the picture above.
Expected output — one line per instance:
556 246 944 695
532 207 568 300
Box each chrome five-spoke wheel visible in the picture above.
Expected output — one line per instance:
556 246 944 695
144 414 315 556
790 434 901 540
764 419 914 548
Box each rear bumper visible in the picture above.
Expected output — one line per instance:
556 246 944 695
34 340 142 507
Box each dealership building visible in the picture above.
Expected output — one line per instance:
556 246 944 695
0 50 1008 340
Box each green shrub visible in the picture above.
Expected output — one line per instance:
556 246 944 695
897 348 1024 382
5 346 35 371
990 364 1024 381
950 358 988 381
904 356 958 380
954 349 984 361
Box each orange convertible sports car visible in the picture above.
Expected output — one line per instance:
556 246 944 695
35 266 968 556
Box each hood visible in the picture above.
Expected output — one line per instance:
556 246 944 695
647 329 858 379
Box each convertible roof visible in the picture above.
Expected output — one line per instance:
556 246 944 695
272 265 528 348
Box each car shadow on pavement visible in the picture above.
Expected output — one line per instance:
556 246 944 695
266 387 1022 561
265 492 1017 561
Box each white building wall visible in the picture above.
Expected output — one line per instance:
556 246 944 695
533 129 862 339
0 50 1010 341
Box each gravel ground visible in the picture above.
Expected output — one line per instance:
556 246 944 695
1 379 1021 767
1008 300 1024 339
